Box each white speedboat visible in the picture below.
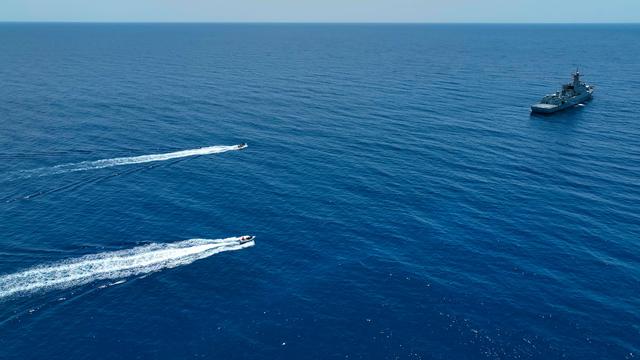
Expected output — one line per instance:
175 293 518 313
239 235 255 244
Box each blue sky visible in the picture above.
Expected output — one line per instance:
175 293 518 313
2 0 638 23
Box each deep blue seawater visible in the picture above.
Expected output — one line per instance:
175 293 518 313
0 24 639 359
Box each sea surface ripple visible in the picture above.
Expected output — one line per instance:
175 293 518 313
0 24 639 359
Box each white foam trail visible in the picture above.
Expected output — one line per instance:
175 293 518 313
0 237 254 299
10 145 243 180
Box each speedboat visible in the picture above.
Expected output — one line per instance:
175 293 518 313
237 143 248 150
239 235 255 244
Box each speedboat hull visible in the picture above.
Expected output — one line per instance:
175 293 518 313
239 235 255 244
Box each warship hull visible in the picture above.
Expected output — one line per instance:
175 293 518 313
531 90 593 114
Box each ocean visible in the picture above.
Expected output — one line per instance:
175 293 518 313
0 23 638 359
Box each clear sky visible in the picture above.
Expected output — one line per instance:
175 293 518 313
2 0 639 23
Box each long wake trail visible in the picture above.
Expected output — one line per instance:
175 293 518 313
0 237 254 299
6 145 245 180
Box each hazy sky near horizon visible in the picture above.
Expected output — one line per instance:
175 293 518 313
2 0 639 23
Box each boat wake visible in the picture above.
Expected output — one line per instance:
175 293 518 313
0 237 254 299
6 145 244 180
3 157 190 203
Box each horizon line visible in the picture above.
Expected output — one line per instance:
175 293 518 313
0 21 639 25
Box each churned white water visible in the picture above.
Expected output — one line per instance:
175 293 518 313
0 237 254 299
9 145 243 179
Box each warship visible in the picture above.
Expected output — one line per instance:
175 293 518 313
531 70 594 114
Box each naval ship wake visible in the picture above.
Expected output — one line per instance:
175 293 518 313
0 236 254 299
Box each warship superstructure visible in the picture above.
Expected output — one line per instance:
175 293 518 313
531 71 594 114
